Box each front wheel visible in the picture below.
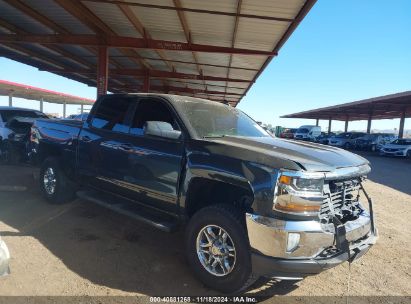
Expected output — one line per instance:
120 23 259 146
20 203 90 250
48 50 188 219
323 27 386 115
185 205 256 293
40 157 76 204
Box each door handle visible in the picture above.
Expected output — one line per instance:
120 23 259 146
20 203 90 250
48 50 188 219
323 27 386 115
119 143 133 151
81 135 92 142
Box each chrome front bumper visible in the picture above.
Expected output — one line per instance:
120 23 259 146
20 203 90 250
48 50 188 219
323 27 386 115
0 237 10 277
246 211 377 278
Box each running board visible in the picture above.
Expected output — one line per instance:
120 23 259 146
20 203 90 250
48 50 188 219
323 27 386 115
76 190 179 232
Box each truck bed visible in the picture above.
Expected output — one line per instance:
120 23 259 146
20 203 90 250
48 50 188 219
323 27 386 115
33 118 83 144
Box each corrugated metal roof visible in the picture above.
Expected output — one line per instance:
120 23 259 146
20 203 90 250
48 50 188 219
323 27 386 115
282 91 411 121
0 0 316 104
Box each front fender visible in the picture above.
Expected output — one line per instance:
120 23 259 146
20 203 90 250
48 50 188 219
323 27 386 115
180 150 279 216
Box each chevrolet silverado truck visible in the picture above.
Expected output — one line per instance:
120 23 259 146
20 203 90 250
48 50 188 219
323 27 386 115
30 94 377 293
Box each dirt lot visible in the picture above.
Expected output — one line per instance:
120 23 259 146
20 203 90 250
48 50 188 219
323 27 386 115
0 153 410 298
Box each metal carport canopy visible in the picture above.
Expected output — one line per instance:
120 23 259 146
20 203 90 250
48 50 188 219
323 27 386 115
281 91 411 121
0 0 316 105
281 91 411 138
0 79 94 105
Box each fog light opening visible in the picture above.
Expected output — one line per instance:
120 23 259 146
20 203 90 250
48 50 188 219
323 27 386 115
286 233 300 253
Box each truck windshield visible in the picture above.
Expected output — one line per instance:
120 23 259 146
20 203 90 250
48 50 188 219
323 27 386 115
175 99 269 138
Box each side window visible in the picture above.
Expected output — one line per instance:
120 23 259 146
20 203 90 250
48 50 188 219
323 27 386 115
91 97 133 133
130 99 179 136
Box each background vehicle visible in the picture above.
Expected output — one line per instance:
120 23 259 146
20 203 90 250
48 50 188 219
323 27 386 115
294 125 321 141
355 133 397 152
30 94 377 293
328 132 367 149
0 107 48 163
69 113 89 121
379 138 411 158
279 128 297 139
314 132 336 145
0 235 10 277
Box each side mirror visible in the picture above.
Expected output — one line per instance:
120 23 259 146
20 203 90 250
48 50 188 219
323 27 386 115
143 121 181 140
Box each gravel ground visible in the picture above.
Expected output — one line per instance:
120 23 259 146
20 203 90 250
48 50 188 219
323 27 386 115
0 153 410 298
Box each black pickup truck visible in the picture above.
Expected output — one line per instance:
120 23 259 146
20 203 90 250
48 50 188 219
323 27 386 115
30 94 377 293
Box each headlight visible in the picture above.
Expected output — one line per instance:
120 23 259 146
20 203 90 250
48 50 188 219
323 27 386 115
274 171 324 216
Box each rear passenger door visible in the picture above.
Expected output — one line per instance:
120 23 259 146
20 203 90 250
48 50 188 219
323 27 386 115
78 95 136 194
122 97 184 213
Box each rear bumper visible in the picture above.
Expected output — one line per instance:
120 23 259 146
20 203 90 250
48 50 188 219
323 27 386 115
380 150 406 156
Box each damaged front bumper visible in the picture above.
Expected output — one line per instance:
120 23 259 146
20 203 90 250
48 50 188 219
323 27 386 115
246 210 378 279
0 236 10 277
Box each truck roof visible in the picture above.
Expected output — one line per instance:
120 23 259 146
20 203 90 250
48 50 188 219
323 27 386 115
103 93 224 107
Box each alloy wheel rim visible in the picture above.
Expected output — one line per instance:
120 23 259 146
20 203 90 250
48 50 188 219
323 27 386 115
196 225 236 277
43 167 56 195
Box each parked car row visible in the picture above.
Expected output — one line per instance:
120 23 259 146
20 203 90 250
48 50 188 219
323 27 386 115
318 132 410 158
279 126 410 159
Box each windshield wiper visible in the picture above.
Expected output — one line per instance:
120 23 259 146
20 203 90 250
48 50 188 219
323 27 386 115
203 135 226 138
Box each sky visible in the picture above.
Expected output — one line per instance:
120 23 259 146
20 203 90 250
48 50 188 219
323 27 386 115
0 0 410 133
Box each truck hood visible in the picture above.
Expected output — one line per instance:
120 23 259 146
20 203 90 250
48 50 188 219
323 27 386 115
208 136 369 172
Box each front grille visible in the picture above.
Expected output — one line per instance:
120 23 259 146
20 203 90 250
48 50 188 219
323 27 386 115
320 178 363 228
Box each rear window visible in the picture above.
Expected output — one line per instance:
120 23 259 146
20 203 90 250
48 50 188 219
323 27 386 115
90 97 134 133
0 110 47 123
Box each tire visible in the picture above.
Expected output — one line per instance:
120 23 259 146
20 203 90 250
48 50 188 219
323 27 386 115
185 204 257 293
371 145 376 152
343 142 351 150
40 157 76 204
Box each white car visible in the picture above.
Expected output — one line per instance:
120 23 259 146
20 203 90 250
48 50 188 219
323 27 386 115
0 235 10 277
380 139 411 158
294 125 321 141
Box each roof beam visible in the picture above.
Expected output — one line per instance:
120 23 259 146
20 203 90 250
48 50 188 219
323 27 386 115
65 55 258 71
115 84 241 96
54 0 150 70
40 68 252 82
240 0 317 103
173 0 206 96
84 0 294 22
0 2 124 72
0 34 278 55
3 0 67 33
0 17 93 70
118 3 174 72
0 49 97 87
225 0 242 99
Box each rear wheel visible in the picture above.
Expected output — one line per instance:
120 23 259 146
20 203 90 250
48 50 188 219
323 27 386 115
185 204 257 293
40 157 76 204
